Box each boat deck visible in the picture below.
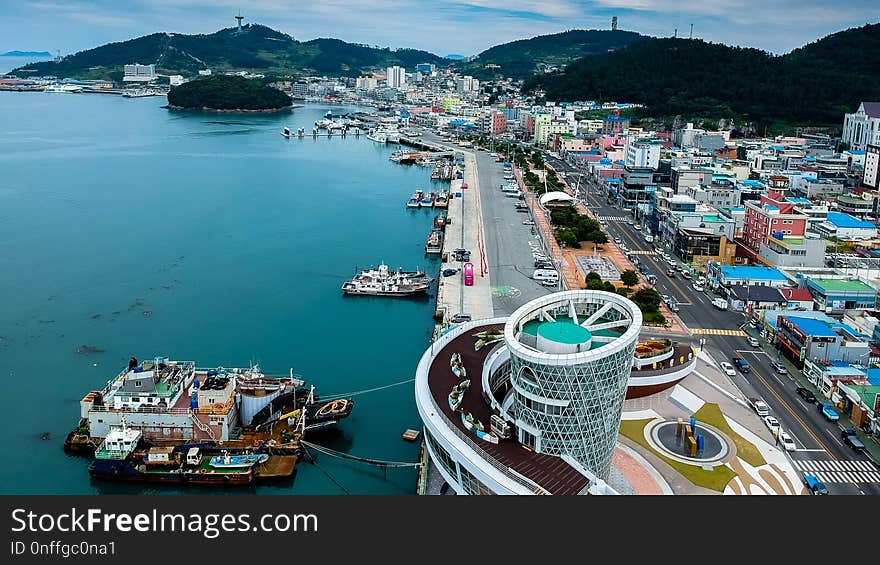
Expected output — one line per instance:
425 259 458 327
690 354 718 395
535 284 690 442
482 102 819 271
427 323 590 495
255 455 298 478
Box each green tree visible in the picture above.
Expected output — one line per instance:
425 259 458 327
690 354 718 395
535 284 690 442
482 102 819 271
586 271 602 282
620 269 639 287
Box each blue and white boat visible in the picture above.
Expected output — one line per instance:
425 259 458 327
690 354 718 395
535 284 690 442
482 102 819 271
208 451 269 469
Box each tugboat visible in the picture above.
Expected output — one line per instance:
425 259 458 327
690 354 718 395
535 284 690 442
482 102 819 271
341 263 433 297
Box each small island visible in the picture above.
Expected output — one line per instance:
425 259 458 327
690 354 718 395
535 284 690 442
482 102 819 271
166 75 292 112
2 51 52 57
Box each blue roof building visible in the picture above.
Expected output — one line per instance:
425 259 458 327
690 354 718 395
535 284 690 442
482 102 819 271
714 265 789 288
815 212 878 241
777 314 870 367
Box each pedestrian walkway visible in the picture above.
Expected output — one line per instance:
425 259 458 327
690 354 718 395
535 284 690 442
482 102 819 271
690 328 748 337
791 458 880 483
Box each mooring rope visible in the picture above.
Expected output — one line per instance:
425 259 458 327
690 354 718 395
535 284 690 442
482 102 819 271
321 378 415 400
300 440 420 468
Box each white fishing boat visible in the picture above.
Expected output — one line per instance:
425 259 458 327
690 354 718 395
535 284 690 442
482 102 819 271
366 130 388 143
341 263 433 297
44 83 82 94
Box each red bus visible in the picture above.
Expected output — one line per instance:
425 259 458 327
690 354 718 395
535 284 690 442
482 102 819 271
463 262 474 286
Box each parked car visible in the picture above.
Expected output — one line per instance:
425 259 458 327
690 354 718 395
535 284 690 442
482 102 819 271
803 473 828 495
751 399 769 416
712 297 728 310
733 357 750 373
770 361 788 375
779 430 797 451
522 219 535 226
796 387 816 403
818 402 839 422
442 268 458 277
450 313 471 324
720 362 736 377
841 429 866 452
681 271 692 280
763 415 781 435
614 237 622 244
666 268 676 278
746 336 760 347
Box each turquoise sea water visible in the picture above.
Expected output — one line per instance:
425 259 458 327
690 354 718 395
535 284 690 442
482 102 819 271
0 92 443 494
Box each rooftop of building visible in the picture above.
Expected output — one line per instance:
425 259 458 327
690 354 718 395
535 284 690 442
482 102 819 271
781 315 839 338
807 277 876 293
780 288 814 301
825 212 877 229
728 285 786 303
719 265 788 281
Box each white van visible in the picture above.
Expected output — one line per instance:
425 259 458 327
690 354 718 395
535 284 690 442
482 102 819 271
532 269 559 286
712 297 728 310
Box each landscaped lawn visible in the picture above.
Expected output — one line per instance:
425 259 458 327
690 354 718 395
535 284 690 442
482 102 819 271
618 419 736 493
692 403 766 468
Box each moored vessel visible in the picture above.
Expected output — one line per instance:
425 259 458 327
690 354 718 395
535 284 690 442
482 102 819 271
341 263 433 297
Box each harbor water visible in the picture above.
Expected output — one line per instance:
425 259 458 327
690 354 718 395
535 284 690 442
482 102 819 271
0 92 446 494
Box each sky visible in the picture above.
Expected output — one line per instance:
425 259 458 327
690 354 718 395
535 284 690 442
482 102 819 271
3 0 878 57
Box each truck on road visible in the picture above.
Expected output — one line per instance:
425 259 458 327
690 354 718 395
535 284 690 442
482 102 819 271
818 402 839 422
841 429 866 452
712 297 728 310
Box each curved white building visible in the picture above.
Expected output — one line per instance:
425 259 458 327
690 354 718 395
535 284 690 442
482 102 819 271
416 290 699 495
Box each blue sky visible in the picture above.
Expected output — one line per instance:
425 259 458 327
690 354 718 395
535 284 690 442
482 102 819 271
4 0 878 57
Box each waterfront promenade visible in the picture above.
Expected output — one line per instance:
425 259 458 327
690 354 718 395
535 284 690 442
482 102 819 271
434 151 494 324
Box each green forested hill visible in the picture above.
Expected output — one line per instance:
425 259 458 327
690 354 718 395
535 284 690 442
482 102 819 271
457 29 646 80
10 24 447 80
166 75 292 111
526 23 880 126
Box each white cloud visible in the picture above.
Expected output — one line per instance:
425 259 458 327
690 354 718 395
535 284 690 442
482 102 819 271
453 0 580 18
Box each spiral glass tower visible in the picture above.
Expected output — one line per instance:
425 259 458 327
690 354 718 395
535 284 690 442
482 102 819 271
504 290 641 480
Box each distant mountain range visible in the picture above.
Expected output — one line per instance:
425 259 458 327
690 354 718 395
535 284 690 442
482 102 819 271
527 23 880 127
8 21 879 127
9 24 447 80
2 51 51 57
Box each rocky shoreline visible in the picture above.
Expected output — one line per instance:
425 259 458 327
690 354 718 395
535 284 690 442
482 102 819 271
164 103 297 113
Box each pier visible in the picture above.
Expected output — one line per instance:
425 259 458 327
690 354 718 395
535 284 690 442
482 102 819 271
433 151 494 325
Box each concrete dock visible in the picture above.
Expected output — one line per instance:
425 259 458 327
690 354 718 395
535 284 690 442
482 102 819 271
434 152 494 326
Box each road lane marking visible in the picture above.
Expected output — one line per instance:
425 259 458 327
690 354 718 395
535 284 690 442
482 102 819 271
749 365 835 458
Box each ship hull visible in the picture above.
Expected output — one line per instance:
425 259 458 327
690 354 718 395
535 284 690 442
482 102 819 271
88 459 254 485
342 287 429 297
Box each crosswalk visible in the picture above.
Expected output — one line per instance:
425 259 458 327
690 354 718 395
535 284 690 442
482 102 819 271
595 215 629 222
791 458 880 483
628 250 657 255
689 328 748 337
